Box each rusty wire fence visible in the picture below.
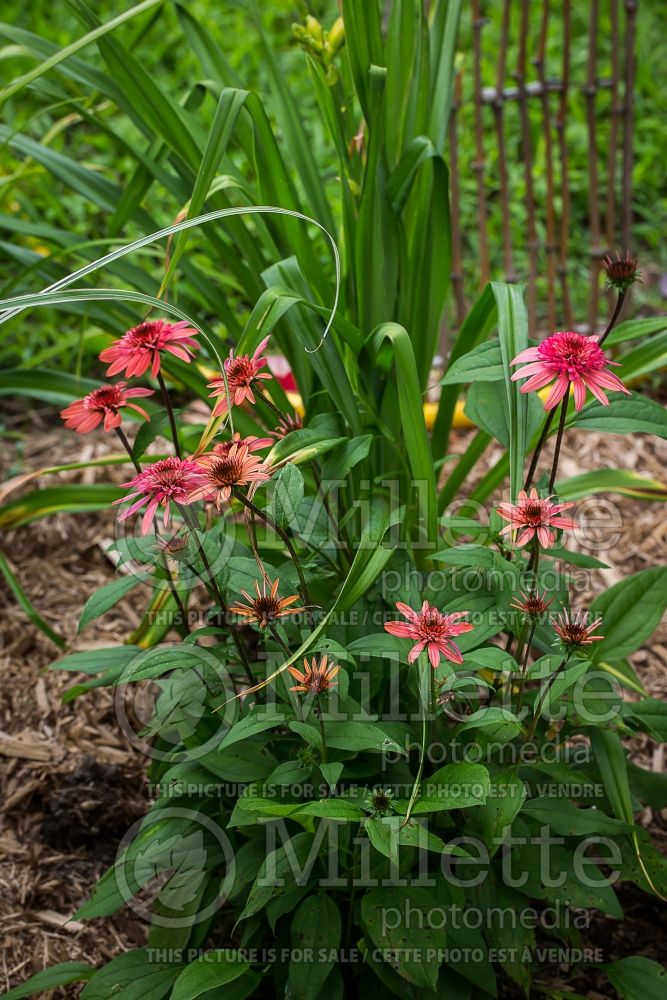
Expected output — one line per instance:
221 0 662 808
447 0 637 336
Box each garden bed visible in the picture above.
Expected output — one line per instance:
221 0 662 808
1 403 666 996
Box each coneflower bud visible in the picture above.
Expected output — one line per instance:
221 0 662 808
156 533 191 562
364 787 395 818
602 251 641 293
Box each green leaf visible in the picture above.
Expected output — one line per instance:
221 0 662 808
319 762 344 793
491 281 530 501
432 283 497 456
620 331 667 381
469 774 526 852
78 573 150 631
570 395 667 439
270 463 305 529
465 376 543 450
393 762 491 814
462 646 518 674
427 0 462 149
131 411 172 460
239 832 315 921
1 963 95 1000
589 733 637 826
320 435 373 485
361 886 447 990
289 893 341 1000
512 842 623 917
604 956 667 999
218 707 288 751
557 469 667 501
604 316 667 346
547 547 610 569
0 550 65 649
622 698 667 741
0 0 165 106
80 949 182 999
114 643 225 684
522 797 632 836
440 339 504 385
368 322 437 546
0 368 100 406
0 485 123 529
290 720 404 756
591 567 667 661
51 645 142 676
170 950 251 1000
267 429 348 467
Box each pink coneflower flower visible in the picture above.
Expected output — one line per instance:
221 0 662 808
99 320 199 379
510 330 630 412
186 443 271 510
288 655 340 695
208 336 272 416
230 578 304 629
497 488 576 548
115 457 206 535
384 601 473 668
60 382 153 433
210 432 273 459
551 610 603 650
511 589 554 618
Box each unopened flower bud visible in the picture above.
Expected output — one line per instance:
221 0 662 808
602 251 641 292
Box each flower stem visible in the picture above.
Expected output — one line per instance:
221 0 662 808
402 655 430 827
268 622 292 659
515 619 538 716
159 555 190 634
177 503 256 690
513 620 528 671
526 534 541 583
157 370 181 458
258 389 287 424
315 696 328 763
524 409 556 490
597 289 626 348
114 426 142 474
524 655 570 744
235 490 314 626
547 397 569 493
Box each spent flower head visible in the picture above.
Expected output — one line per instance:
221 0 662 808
288 655 341 695
208 336 272 417
511 589 554 619
60 382 153 433
384 600 473 668
497 488 576 548
511 330 630 412
230 578 304 629
99 319 199 379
